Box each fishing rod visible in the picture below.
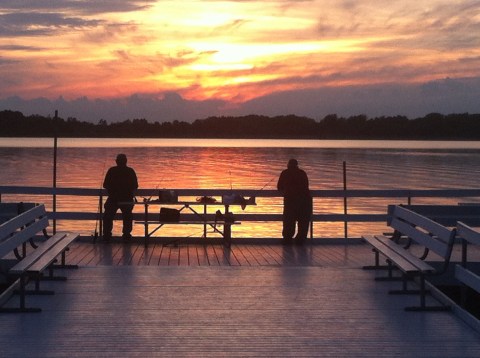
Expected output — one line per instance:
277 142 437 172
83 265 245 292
142 178 164 202
143 183 161 202
260 177 275 191
93 160 107 243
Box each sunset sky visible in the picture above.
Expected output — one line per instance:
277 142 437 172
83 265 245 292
1 0 480 122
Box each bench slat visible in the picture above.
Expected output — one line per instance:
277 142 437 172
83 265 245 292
455 265 480 294
9 232 78 274
27 233 79 273
363 235 419 272
0 205 46 238
399 204 480 226
0 216 49 258
390 217 453 258
363 235 434 273
374 235 435 272
457 221 480 246
393 205 453 241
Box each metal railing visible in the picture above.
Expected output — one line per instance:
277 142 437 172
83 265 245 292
1 186 480 239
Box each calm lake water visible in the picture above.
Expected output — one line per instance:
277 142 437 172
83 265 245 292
1 138 480 238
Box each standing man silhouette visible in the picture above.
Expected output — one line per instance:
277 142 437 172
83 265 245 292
277 159 312 245
103 154 138 241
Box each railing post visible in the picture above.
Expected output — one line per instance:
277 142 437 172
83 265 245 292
343 161 348 239
99 193 103 238
52 110 58 234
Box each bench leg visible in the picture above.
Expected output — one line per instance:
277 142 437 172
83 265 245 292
389 275 450 312
56 250 79 269
375 260 403 281
47 252 79 271
389 274 424 294
22 274 55 295
0 276 43 313
49 253 79 271
363 249 395 271
39 267 68 282
460 283 468 308
20 275 26 310
405 276 450 312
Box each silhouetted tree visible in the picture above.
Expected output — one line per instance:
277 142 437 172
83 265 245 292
2 110 480 139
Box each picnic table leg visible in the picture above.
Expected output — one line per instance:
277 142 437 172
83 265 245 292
204 204 207 238
144 203 149 246
224 223 232 248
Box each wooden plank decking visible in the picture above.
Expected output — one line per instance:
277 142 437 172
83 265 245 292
64 240 373 267
1 242 480 357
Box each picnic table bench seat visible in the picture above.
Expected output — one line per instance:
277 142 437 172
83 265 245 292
0 204 79 313
362 205 456 311
136 219 241 247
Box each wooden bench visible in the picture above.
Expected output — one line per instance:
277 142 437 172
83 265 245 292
0 204 79 313
362 205 456 311
455 222 480 308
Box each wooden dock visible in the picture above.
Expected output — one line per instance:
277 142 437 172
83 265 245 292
1 241 480 357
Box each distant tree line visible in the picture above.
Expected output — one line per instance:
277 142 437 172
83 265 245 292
1 110 480 139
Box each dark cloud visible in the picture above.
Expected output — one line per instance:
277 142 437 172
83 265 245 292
0 0 156 15
0 44 45 51
0 57 16 65
0 0 154 37
0 12 102 37
234 77 480 119
2 77 480 123
0 93 227 124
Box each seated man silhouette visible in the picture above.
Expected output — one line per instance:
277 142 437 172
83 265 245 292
102 154 138 241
